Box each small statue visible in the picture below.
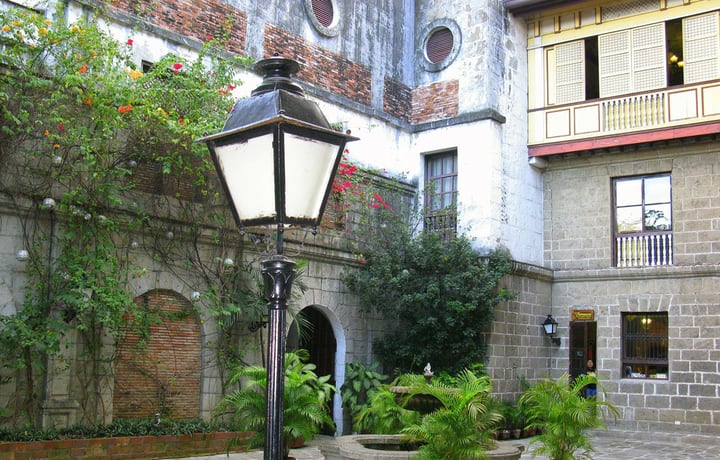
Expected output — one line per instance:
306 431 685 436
423 362 433 383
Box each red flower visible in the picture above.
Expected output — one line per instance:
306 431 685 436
126 38 133 46
78 63 88 74
118 105 133 114
58 122 65 131
173 62 183 70
373 193 392 209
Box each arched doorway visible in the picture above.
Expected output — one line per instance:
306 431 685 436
288 305 346 434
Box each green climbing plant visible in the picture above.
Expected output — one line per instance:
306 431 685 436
0 4 252 426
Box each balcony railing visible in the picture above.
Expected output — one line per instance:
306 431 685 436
615 231 673 268
425 212 457 239
529 80 720 148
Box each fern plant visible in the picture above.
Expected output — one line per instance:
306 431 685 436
401 369 504 460
353 384 420 434
216 350 336 459
519 373 619 460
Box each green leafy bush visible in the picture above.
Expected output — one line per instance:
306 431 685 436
0 418 228 442
216 350 336 457
519 373 619 460
340 361 387 424
401 369 504 460
344 229 513 374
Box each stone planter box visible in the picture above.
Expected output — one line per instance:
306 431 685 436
0 431 249 460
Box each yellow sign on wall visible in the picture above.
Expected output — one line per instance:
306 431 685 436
572 309 595 321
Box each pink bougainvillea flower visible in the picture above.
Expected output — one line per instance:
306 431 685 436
172 62 182 74
118 104 133 114
227 84 236 90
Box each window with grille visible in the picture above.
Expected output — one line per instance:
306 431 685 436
622 312 668 379
426 27 454 64
424 150 457 236
613 173 672 267
311 0 334 28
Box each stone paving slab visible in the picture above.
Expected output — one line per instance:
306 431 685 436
174 429 720 460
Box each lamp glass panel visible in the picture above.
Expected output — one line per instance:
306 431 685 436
214 134 276 221
284 132 341 220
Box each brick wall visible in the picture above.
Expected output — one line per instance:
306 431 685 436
263 25 372 107
113 289 201 419
383 77 412 123
0 432 249 460
109 0 246 55
410 80 459 125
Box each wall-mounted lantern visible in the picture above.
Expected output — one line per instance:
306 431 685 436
543 314 560 345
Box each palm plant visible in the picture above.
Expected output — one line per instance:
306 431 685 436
519 373 619 460
216 349 336 459
401 369 504 460
354 384 421 434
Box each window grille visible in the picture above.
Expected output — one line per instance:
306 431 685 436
622 312 668 379
426 27 454 64
311 0 334 28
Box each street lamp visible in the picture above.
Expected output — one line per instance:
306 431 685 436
199 56 357 460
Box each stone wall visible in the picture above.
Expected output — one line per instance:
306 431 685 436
543 139 720 435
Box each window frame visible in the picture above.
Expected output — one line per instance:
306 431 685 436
424 150 458 236
612 173 673 267
545 12 720 105
621 312 669 380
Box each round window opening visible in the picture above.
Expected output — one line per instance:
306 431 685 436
426 27 454 64
312 0 334 28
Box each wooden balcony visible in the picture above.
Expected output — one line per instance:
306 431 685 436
529 80 720 156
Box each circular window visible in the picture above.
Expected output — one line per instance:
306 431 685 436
426 27 454 64
304 0 340 37
419 19 461 72
312 0 334 27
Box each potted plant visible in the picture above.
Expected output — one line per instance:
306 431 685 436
216 349 336 459
519 373 619 460
401 369 504 459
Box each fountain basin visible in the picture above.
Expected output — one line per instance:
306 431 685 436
334 434 522 460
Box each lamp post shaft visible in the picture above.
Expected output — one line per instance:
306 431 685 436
261 256 296 460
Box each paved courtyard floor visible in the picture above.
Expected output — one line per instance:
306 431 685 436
176 428 720 459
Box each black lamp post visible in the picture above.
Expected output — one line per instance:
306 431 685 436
199 56 356 460
543 314 560 345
